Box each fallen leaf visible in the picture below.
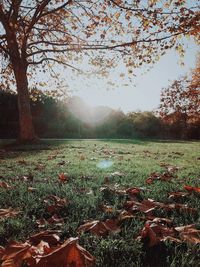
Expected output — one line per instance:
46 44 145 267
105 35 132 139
175 224 200 244
99 204 113 213
0 181 12 189
1 241 33 267
77 219 120 236
168 191 189 200
184 185 200 193
58 173 69 183
21 174 34 182
124 200 155 215
29 230 60 246
35 237 95 267
28 187 37 192
138 220 176 247
110 171 125 177
0 246 5 260
44 195 68 213
47 214 64 226
79 155 85 160
0 208 20 219
34 164 45 171
17 160 27 165
146 171 175 184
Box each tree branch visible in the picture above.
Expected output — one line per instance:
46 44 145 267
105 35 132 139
29 57 83 72
26 29 189 58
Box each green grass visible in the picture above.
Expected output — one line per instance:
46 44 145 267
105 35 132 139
0 139 200 266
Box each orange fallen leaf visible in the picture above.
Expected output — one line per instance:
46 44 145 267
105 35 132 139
77 219 120 236
184 185 200 193
1 241 33 267
35 237 95 267
126 187 141 195
58 173 69 183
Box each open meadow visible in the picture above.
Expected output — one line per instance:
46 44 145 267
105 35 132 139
0 139 200 266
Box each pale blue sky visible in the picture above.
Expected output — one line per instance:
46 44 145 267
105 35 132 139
69 39 199 113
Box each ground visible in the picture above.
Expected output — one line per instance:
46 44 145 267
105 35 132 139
0 139 199 266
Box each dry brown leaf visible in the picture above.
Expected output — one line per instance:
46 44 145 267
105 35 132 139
34 164 45 171
79 155 86 160
99 204 113 213
175 225 200 244
168 191 189 200
0 246 5 260
0 181 12 189
77 219 120 236
138 221 176 247
146 171 175 184
17 160 27 165
28 187 37 192
1 241 33 267
35 237 95 267
29 230 60 246
124 200 155 215
0 208 20 219
110 171 125 177
47 214 64 226
44 195 68 213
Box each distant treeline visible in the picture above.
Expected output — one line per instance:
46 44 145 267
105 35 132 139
1 91 199 139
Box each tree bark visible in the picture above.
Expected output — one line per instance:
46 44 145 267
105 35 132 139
13 62 36 142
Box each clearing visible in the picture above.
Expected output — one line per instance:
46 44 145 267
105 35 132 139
0 139 199 266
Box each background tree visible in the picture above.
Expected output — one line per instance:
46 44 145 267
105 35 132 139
127 111 161 138
158 72 200 138
190 53 200 91
0 0 199 141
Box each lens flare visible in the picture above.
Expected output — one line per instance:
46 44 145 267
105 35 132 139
97 160 113 169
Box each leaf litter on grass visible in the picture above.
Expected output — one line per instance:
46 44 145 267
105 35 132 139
0 140 199 266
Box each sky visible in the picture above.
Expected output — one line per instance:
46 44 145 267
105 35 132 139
69 39 199 113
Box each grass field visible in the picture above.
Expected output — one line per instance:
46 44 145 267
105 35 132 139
0 139 200 266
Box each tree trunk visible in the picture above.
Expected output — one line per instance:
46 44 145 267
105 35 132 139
13 63 36 142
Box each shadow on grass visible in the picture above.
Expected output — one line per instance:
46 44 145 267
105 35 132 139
98 138 147 145
103 138 199 146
